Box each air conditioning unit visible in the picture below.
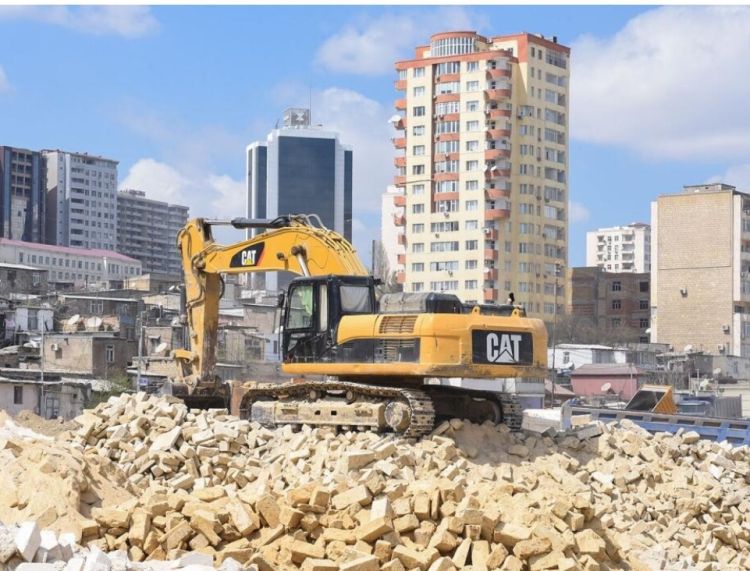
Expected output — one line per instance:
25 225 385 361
718 344 726 352
483 228 492 235
680 287 688 296
50 343 59 352
722 324 730 333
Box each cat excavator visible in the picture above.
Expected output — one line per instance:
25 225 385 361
171 214 548 437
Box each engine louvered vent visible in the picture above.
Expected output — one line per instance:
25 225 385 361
379 315 417 334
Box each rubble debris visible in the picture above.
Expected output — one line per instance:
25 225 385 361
0 393 748 570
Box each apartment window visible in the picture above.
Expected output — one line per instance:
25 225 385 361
466 80 480 92
430 261 458 272
639 281 649 293
412 165 425 175
435 82 460 95
612 281 622 292
466 100 479 112
435 139 459 154
430 241 459 252
639 299 649 310
412 184 425 195
465 200 478 211
13 386 23 404
435 101 460 115
411 223 424 233
413 67 425 78
465 260 478 270
466 140 479 152
106 345 115 363
465 220 478 230
611 318 621 328
413 86 425 97
465 240 478 251
411 263 424 272
431 221 459 232
430 280 459 291
435 181 458 193
413 106 426 117
412 204 424 214
413 145 425 156
412 282 424 292
612 299 621 310
465 280 478 289
466 180 479 191
435 61 461 75
466 120 480 132
435 199 459 213
412 243 424 253
466 61 479 72
90 300 104 314
639 318 650 328
413 125 425 136
18 253 23 263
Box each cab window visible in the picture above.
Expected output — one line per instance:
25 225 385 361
287 284 314 329
340 285 373 314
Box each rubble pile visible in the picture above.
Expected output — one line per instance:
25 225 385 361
1 392 749 570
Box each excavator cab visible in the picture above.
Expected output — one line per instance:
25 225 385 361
281 275 377 364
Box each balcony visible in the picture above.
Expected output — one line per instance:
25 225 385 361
395 79 406 91
394 156 406 168
485 209 510 220
393 175 406 187
397 253 406 265
435 132 460 142
434 172 459 182
483 229 497 241
485 168 511 180
486 128 512 139
485 108 511 119
393 194 406 207
396 271 406 284
485 148 511 161
438 113 460 122
486 188 509 200
397 233 407 246
434 93 460 103
484 88 512 100
435 73 459 83
394 117 406 130
484 248 498 260
433 191 459 202
392 137 406 149
484 268 498 281
484 288 495 302
486 69 511 80
394 215 406 227
394 98 406 111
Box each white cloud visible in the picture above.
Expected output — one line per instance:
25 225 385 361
207 174 246 219
0 65 9 93
316 8 479 75
708 164 750 193
0 6 158 38
569 201 590 224
572 6 750 161
119 159 190 204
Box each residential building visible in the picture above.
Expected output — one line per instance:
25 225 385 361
566 266 650 343
651 183 750 357
43 333 136 378
586 222 651 273
123 272 182 293
0 262 48 297
42 150 118 250
392 32 570 318
379 185 405 279
57 294 142 340
246 108 353 291
0 146 45 243
0 239 141 290
569 363 652 401
116 189 189 275
0 377 89 419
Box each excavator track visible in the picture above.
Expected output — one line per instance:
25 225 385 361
238 380 436 439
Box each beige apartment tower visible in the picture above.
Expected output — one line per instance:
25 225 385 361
651 183 750 357
390 31 569 319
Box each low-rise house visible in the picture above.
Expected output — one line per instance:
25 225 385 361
43 333 136 378
0 376 90 419
570 363 653 401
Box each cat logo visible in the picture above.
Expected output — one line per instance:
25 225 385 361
471 330 532 365
229 243 265 268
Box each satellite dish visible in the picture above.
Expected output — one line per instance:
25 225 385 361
388 114 402 125
67 314 81 326
699 379 711 391
601 382 612 393
684 344 693 353
86 316 103 330
154 342 169 355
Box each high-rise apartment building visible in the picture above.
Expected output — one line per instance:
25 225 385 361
42 150 118 250
651 183 750 356
380 185 405 277
586 223 651 273
246 108 353 292
392 32 569 318
0 146 45 243
116 189 189 276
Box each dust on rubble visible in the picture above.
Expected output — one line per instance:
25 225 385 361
12 409 79 437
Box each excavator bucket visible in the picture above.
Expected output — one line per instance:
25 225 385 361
625 384 677 414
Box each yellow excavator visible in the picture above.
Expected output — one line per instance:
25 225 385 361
171 215 548 437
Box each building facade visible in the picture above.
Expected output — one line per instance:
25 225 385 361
0 146 45 243
392 32 569 318
246 108 353 292
116 189 189 275
586 222 651 273
567 266 651 343
0 238 141 290
43 150 118 250
379 185 405 279
651 183 750 357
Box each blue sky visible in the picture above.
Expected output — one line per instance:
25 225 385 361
2 5 750 266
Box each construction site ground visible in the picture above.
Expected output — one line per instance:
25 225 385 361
0 393 749 571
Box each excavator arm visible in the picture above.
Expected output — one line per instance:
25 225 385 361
173 215 368 397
